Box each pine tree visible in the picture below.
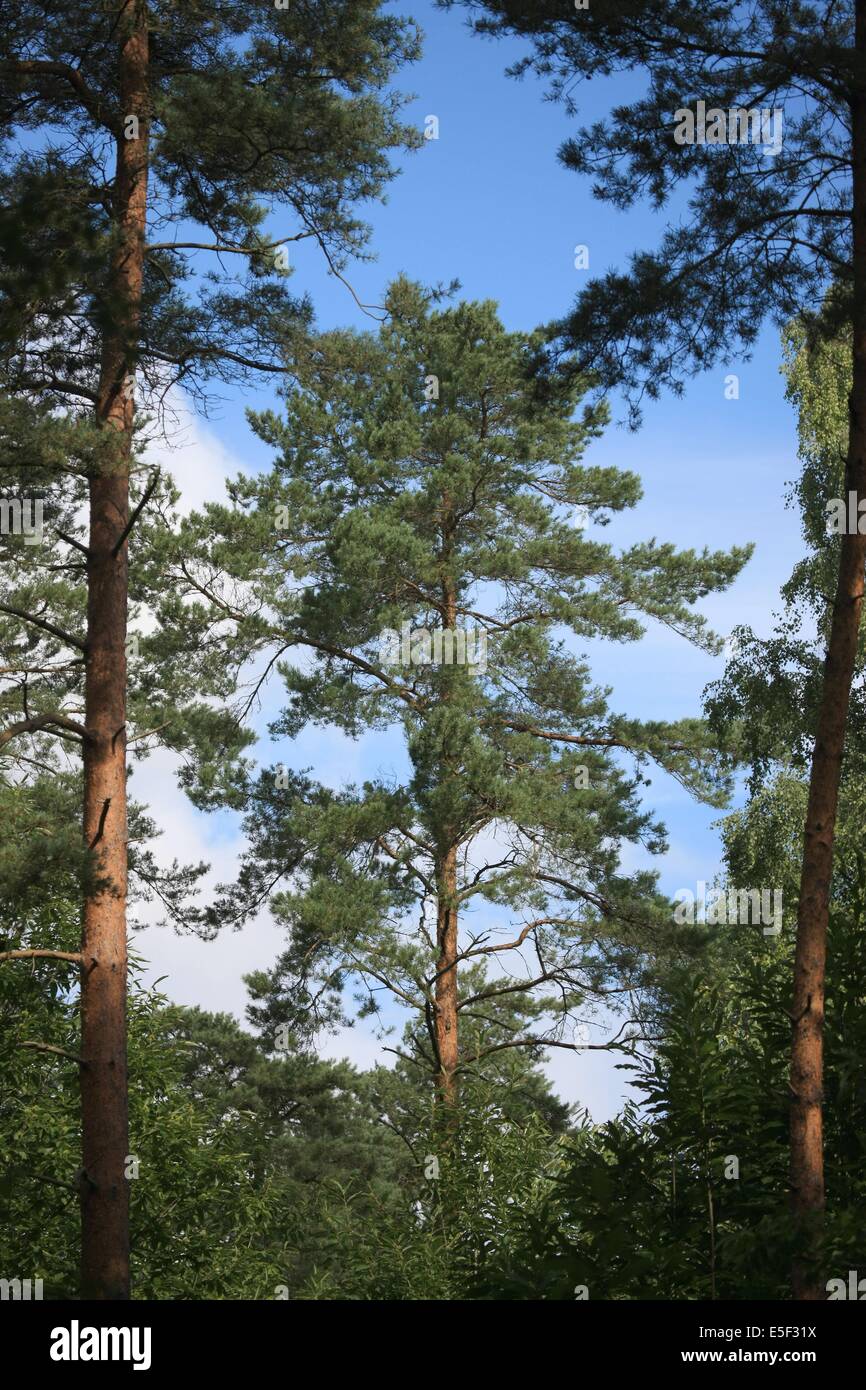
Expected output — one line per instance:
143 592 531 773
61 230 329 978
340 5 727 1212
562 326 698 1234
446 0 865 1299
0 0 420 1298
154 281 749 1116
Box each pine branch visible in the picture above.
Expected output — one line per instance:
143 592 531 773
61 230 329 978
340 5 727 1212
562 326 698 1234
32 1173 78 1196
14 374 100 404
88 797 111 849
455 1036 615 1070
55 529 91 558
112 471 160 555
497 717 687 753
0 713 91 749
0 603 87 653
0 59 119 135
145 231 315 255
17 1041 87 1066
0 950 84 965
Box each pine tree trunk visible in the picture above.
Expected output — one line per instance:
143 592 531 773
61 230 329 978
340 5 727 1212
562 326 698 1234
789 4 866 1299
434 845 459 1106
433 548 460 1109
80 1 149 1302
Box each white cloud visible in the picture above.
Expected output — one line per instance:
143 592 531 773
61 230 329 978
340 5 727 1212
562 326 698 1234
143 391 241 516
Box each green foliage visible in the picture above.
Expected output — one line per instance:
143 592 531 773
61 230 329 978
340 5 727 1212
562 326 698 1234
154 282 748 1089
295 1101 565 1300
465 779 866 1301
4 2 865 1307
0 2 422 410
0 879 411 1299
6 822 863 1301
706 316 866 791
0 0 423 913
445 1 852 419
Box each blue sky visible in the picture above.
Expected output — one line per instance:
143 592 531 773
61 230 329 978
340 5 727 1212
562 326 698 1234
135 0 805 1120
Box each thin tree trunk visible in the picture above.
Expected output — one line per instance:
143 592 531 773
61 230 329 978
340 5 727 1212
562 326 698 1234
434 844 459 1106
789 2 866 1300
80 0 149 1302
433 550 460 1109
706 1180 716 1302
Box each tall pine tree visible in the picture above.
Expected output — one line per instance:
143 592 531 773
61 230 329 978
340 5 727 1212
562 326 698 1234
153 281 749 1116
0 0 420 1298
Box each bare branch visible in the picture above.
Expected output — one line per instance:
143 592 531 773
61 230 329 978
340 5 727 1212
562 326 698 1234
0 950 83 965
112 471 160 555
17 1041 87 1066
0 713 90 749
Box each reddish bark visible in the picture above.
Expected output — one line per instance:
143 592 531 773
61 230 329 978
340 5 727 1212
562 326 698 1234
434 845 460 1106
79 1 149 1301
789 0 866 1300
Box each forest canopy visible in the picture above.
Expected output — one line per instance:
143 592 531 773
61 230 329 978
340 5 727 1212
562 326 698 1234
1 0 865 1323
